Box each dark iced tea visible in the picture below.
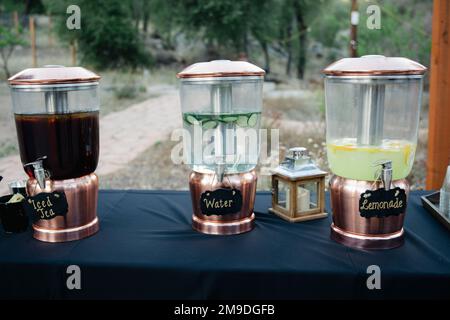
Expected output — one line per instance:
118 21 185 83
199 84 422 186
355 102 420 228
15 111 99 180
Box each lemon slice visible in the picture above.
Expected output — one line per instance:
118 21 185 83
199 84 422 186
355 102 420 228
7 193 25 204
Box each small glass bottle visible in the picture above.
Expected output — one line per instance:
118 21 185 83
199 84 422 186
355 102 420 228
439 165 450 217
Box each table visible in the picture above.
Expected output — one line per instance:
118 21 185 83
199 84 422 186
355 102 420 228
0 190 449 299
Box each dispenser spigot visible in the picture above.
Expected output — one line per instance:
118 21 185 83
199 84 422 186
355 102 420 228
24 156 48 190
374 160 392 190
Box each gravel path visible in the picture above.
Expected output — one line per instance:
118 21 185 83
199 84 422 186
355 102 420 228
0 88 180 194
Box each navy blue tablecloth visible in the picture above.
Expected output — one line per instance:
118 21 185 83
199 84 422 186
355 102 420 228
0 190 449 299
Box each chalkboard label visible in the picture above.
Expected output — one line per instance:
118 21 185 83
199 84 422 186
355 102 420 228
359 187 407 218
24 192 68 221
200 188 243 216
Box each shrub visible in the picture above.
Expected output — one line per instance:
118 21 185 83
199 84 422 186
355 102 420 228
45 0 152 69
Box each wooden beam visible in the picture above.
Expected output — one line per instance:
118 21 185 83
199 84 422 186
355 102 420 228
427 0 450 189
70 39 77 66
29 16 37 67
350 0 358 57
13 11 19 33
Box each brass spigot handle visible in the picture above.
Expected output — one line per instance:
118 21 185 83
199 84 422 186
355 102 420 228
24 156 48 190
373 160 392 190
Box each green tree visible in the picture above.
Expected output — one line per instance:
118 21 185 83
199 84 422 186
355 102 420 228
290 0 330 79
0 26 26 78
44 0 151 70
149 0 279 71
248 0 279 73
358 1 431 65
147 0 181 49
176 0 252 54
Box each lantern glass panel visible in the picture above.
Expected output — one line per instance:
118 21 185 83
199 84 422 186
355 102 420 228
296 181 318 214
275 178 290 211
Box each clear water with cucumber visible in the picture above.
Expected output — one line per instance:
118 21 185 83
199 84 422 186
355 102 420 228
182 111 261 174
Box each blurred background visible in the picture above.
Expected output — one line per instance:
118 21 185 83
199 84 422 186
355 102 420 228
0 0 432 191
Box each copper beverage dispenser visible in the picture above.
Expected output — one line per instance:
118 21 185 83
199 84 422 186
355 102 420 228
177 60 265 235
323 55 426 249
8 66 100 242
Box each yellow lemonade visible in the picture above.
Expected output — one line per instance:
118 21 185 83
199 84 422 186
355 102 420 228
327 138 416 181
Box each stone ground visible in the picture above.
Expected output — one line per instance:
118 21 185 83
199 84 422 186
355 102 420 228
0 86 180 194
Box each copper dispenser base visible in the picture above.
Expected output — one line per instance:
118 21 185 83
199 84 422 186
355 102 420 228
329 175 409 250
27 173 99 242
189 170 257 235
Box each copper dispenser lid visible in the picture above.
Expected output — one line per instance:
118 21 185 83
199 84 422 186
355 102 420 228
8 65 100 85
177 60 265 79
322 55 427 76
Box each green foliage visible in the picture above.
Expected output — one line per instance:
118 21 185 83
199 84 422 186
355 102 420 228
0 25 26 78
309 1 348 48
114 84 139 100
177 0 255 51
0 0 45 14
44 0 152 70
147 0 180 47
39 0 431 77
0 141 18 158
0 26 25 48
149 0 279 55
358 1 430 65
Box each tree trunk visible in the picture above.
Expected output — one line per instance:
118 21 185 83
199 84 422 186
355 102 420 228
143 10 149 33
135 16 140 31
2 62 11 79
0 49 12 78
259 40 270 74
24 0 32 15
293 1 307 79
242 32 249 58
132 0 140 31
285 19 293 76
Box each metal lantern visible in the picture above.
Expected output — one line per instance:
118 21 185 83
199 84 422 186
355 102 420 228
269 147 327 222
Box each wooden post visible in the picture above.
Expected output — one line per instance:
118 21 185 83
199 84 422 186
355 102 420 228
70 39 77 66
350 0 358 57
427 0 450 189
13 11 19 33
29 16 37 67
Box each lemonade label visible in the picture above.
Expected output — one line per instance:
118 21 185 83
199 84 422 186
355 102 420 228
200 189 243 216
359 187 407 218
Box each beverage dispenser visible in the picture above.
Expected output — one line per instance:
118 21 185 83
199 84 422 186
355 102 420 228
323 55 426 249
8 66 100 242
177 60 265 234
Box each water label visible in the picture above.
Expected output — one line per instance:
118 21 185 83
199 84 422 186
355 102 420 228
200 188 243 216
359 187 407 218
24 192 68 221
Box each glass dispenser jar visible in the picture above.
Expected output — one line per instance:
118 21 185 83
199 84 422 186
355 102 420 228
8 66 101 242
323 55 426 250
10 66 100 180
177 60 265 235
178 60 263 175
324 55 425 181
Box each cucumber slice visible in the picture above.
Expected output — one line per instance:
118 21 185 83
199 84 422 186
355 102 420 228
247 113 258 127
185 115 199 125
202 120 218 130
221 116 238 123
237 116 249 127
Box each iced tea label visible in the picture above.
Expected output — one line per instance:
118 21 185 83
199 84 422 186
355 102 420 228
200 188 243 216
24 192 68 221
359 187 407 218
